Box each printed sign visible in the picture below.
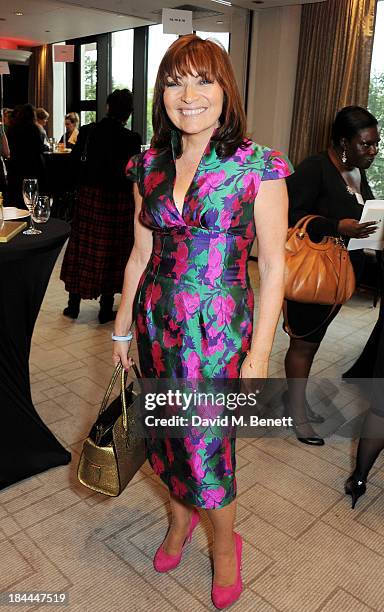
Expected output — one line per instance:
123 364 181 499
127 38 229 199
162 8 193 35
0 62 10 75
53 45 75 63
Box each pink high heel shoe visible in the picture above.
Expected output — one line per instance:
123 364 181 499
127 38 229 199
153 508 200 573
211 532 243 610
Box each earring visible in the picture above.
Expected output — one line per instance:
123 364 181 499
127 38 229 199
341 149 347 164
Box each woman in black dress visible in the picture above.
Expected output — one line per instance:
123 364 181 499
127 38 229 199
6 104 46 208
60 90 141 323
284 106 380 445
344 316 384 507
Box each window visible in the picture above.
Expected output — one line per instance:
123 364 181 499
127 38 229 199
146 24 178 144
368 0 384 197
80 42 97 124
195 31 230 52
112 30 134 91
111 30 134 129
52 43 66 140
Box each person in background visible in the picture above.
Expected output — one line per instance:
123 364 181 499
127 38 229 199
283 106 379 446
59 112 79 149
0 108 13 134
60 89 141 323
36 107 50 150
6 104 46 207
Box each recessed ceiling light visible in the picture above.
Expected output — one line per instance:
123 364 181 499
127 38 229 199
14 11 24 16
216 20 224 24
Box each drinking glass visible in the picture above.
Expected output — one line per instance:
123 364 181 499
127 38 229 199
32 196 50 224
22 178 41 235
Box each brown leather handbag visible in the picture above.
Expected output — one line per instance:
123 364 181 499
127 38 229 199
284 214 356 338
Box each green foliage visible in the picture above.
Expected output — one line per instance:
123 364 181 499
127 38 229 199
146 87 154 145
84 55 97 101
84 111 96 125
367 73 384 198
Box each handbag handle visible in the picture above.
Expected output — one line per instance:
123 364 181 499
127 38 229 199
290 214 323 235
98 362 141 431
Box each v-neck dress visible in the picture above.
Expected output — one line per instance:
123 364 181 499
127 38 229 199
126 137 292 509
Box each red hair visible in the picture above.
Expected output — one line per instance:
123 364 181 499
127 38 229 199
152 34 247 158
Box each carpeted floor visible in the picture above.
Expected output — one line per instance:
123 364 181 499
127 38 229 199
1 251 383 612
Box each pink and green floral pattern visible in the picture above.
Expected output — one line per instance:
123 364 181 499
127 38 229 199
126 135 292 509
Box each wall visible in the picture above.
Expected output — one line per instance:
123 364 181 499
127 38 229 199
246 5 301 155
246 6 301 257
229 7 251 104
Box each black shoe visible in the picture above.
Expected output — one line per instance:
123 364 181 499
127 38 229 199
63 293 80 319
98 294 115 324
282 391 325 424
345 476 366 509
63 306 79 319
295 431 325 446
98 310 116 324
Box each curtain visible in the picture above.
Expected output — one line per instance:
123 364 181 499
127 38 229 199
289 0 377 167
28 44 53 137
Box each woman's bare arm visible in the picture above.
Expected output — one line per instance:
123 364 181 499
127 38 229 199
241 178 288 378
112 184 153 369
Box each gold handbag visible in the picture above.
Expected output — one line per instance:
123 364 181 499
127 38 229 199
77 363 146 496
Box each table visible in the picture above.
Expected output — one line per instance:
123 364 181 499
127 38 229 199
0 219 72 489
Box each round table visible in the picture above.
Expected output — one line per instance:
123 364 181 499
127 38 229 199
0 219 72 489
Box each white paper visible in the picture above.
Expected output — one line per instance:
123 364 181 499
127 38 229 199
348 200 384 251
162 8 193 35
53 45 75 63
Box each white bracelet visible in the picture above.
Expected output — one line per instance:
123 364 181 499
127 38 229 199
111 331 133 342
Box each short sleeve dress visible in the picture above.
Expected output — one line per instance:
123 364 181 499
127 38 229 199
126 135 292 509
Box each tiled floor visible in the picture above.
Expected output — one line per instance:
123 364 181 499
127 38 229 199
1 253 383 611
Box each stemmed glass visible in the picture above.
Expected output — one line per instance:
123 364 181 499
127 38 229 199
32 196 51 225
22 178 41 235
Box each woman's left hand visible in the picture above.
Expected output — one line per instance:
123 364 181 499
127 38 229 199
240 354 269 379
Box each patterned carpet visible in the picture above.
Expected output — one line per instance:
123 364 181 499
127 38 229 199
1 252 383 612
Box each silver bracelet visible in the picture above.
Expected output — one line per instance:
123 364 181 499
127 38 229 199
111 331 133 342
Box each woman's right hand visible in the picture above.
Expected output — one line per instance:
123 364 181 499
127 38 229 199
337 218 378 238
112 340 134 371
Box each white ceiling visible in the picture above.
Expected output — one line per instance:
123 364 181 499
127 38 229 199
0 0 326 46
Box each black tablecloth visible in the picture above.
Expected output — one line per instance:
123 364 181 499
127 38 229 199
0 219 72 489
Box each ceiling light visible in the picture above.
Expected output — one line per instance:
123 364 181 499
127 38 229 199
216 20 224 24
210 0 232 7
14 11 24 16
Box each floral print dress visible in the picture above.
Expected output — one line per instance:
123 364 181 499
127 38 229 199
126 135 292 509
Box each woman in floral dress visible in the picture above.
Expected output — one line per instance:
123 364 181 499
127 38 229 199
113 35 291 609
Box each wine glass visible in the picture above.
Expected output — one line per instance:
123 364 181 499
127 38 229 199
32 196 50 225
22 178 41 235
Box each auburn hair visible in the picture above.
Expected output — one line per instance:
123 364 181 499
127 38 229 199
151 34 247 158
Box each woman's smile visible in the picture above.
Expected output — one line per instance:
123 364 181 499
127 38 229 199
179 107 207 116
